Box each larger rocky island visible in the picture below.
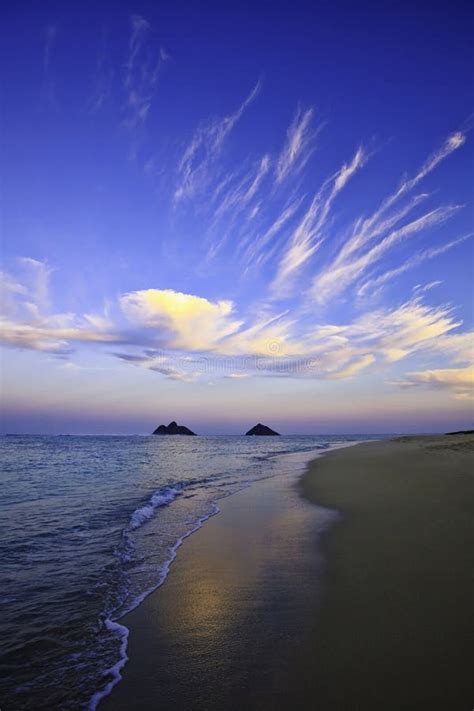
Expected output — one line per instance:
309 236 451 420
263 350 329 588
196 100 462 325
245 423 280 436
153 421 196 436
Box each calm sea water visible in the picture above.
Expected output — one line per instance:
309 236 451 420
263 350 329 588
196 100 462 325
0 434 382 710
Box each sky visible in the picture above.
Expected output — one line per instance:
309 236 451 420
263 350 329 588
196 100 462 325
1 0 473 434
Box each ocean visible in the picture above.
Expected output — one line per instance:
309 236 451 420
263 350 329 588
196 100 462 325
0 434 381 710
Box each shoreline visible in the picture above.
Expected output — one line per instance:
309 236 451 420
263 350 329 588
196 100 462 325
92 441 360 709
98 446 338 710
91 445 341 709
98 435 473 710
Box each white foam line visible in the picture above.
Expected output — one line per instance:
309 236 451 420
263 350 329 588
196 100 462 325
88 620 129 711
128 486 181 531
87 503 220 710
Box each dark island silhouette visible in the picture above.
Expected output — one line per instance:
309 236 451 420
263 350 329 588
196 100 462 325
153 421 196 436
245 423 280 436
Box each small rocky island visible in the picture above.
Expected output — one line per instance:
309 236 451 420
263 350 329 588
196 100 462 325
153 421 196 436
245 423 280 436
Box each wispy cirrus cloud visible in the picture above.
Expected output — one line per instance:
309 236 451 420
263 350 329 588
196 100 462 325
345 297 462 362
377 132 466 216
275 106 317 184
413 281 444 294
312 204 462 303
200 104 319 266
174 80 261 203
241 193 305 270
188 98 448 303
0 261 121 355
341 132 466 263
1 108 470 400
357 233 472 298
239 154 271 204
206 153 272 259
271 146 367 296
309 131 467 304
123 15 170 129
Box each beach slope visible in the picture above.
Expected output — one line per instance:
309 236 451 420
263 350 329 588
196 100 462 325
299 434 474 709
100 435 473 710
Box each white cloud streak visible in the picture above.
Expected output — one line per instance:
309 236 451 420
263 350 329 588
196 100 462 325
123 15 169 128
174 81 261 203
308 131 467 304
271 146 367 296
206 154 272 258
1 120 469 394
357 233 472 297
275 107 316 184
312 203 462 304
347 132 466 256
241 194 305 269
413 281 444 294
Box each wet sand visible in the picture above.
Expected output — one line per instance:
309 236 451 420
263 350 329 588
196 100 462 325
100 451 336 711
100 436 474 710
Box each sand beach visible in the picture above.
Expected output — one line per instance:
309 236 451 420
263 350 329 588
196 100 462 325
298 433 474 709
101 434 474 710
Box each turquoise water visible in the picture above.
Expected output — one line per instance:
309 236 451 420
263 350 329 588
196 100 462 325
0 434 382 709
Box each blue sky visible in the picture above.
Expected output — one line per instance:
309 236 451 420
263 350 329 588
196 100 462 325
1 0 473 433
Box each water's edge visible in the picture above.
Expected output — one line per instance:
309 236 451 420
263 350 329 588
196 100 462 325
91 440 363 709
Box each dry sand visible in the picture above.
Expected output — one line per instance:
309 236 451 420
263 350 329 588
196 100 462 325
298 433 474 709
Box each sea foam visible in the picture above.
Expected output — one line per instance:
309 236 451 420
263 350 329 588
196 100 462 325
128 486 181 530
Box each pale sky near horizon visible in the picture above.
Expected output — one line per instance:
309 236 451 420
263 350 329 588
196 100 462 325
1 0 473 434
